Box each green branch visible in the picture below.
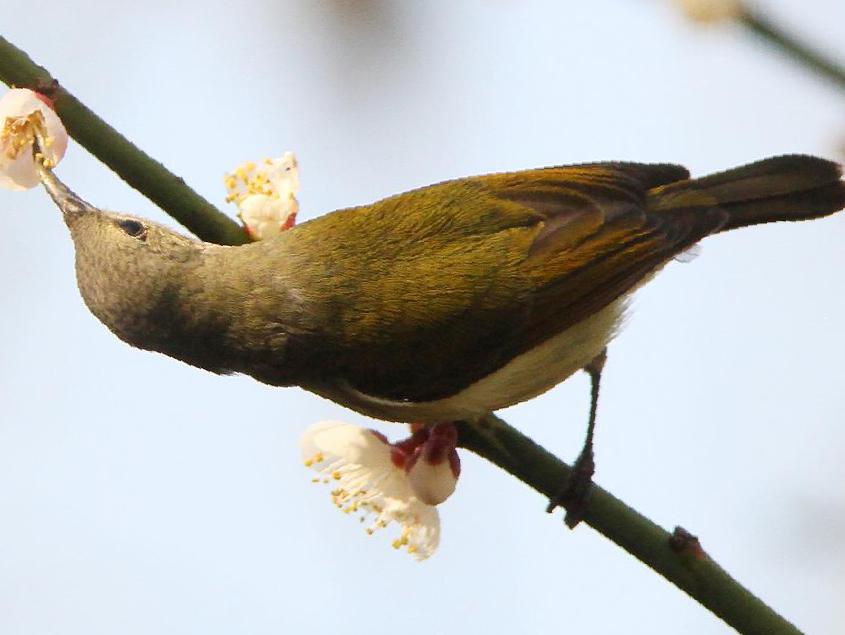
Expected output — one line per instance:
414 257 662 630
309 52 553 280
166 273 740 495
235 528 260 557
459 415 801 635
0 35 802 635
0 36 249 245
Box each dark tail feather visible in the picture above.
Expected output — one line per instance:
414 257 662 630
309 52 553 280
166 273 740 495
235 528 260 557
651 155 845 232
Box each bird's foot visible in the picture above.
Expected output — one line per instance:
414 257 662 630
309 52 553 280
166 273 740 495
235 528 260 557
546 348 606 528
545 444 595 528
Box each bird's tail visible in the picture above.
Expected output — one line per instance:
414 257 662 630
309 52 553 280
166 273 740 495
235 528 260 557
649 155 845 232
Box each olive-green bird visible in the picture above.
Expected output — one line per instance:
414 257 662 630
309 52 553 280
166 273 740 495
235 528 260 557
38 155 845 521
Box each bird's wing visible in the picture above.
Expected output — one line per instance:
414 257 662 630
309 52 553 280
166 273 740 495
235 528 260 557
474 162 728 353
304 162 725 403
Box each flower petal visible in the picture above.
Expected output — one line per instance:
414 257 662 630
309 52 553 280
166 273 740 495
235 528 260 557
0 150 41 191
237 194 297 240
301 421 409 500
265 152 299 195
406 455 458 506
384 498 441 560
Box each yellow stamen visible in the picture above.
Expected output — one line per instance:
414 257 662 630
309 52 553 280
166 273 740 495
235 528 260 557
1 110 48 161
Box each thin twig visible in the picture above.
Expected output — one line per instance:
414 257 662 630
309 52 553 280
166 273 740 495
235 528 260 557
740 8 845 92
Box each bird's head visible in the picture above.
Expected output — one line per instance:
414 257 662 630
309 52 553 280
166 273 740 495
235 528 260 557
39 167 203 349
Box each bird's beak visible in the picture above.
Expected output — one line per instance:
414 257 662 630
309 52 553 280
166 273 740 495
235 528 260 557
37 164 99 223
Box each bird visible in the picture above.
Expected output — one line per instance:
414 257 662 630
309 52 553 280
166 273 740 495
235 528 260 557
38 155 845 524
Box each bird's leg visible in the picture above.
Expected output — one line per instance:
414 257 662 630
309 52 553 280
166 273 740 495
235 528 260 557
546 348 607 528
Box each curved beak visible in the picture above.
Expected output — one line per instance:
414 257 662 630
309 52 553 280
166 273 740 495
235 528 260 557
37 163 100 223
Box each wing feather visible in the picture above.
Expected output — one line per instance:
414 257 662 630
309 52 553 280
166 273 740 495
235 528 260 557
307 162 711 403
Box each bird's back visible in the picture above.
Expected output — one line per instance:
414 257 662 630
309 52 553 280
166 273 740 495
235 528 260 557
231 156 845 421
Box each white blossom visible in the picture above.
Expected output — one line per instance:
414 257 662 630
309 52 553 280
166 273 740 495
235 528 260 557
225 152 299 239
300 421 461 560
0 88 68 191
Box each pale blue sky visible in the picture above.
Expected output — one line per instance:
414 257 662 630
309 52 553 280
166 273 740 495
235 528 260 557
1 2 844 633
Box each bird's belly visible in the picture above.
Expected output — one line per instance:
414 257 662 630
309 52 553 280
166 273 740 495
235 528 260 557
322 299 626 423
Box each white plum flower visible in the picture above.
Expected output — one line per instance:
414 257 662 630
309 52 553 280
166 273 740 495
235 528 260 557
300 421 461 561
0 88 68 191
225 152 299 239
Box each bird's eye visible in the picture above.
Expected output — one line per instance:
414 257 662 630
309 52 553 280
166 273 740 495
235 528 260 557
117 219 147 240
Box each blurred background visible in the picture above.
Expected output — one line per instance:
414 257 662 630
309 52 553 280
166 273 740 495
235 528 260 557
1 1 844 633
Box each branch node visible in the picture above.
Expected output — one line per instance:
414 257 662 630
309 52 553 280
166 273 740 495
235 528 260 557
669 525 707 561
35 77 60 99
